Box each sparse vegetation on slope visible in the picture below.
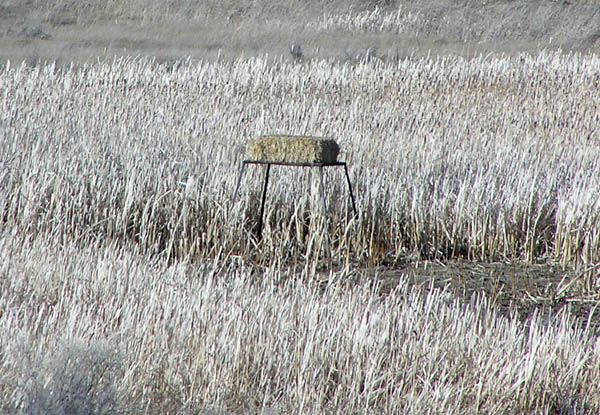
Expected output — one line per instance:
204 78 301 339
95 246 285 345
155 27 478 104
2 0 600 63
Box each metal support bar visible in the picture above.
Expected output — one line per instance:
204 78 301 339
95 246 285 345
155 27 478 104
232 161 247 204
318 166 332 261
233 160 358 240
343 163 358 218
318 166 328 214
257 163 271 239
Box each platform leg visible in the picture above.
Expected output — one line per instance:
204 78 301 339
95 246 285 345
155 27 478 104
343 163 358 218
232 161 247 204
318 166 328 214
257 163 271 239
317 166 332 262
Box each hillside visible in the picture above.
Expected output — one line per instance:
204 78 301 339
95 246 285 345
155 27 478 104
1 0 600 63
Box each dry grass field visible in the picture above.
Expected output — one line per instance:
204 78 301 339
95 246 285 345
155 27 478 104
1 0 600 414
1 234 600 414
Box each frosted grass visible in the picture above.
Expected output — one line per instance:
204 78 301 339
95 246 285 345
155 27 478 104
0 233 598 413
1 52 598 266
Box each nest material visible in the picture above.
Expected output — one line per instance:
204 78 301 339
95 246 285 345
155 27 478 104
247 135 340 164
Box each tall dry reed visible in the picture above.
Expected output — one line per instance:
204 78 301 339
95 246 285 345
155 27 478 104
0 232 598 413
1 53 598 266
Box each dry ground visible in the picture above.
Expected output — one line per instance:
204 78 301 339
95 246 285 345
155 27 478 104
1 0 600 64
367 261 600 334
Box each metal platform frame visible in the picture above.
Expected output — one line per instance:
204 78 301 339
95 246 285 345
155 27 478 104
232 160 358 239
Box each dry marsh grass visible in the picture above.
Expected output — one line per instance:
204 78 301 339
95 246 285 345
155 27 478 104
1 52 599 266
1 232 599 413
309 5 421 36
1 51 600 413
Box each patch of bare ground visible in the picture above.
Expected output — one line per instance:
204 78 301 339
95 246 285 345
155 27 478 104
369 261 600 334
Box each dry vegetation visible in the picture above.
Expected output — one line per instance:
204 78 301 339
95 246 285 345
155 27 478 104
1 11 600 410
1 233 599 414
3 0 600 63
0 0 600 406
1 53 599 266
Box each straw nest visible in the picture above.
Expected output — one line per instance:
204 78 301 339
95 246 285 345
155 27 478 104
247 135 340 164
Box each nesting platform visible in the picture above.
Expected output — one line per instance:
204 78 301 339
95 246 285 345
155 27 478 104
233 135 358 239
247 135 340 164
